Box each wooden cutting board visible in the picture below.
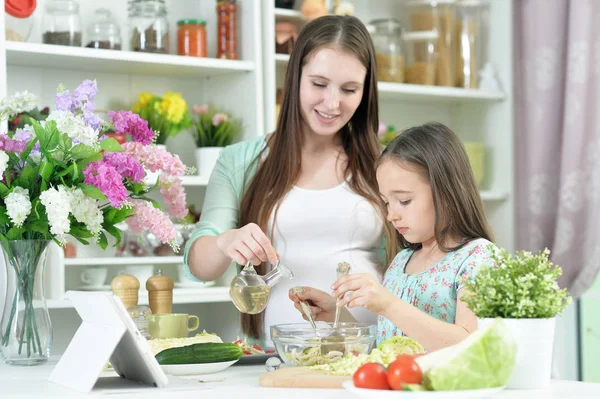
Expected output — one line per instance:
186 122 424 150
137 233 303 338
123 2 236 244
259 366 351 389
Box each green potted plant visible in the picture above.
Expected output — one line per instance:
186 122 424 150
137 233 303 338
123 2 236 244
190 104 242 178
462 247 571 389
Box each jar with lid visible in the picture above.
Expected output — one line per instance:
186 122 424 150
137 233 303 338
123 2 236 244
404 31 438 86
455 0 488 88
86 8 121 50
216 0 238 60
177 19 207 57
406 0 456 87
42 0 82 47
5 0 36 42
369 19 405 83
129 0 169 54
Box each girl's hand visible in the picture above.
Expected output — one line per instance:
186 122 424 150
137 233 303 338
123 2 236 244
216 223 279 266
288 286 337 322
332 273 396 315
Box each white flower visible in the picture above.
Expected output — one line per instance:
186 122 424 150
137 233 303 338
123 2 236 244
0 150 8 180
0 90 38 120
5 187 31 227
40 185 72 243
68 188 104 239
46 111 99 148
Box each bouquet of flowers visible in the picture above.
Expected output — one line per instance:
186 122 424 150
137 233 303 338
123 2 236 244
191 104 242 147
131 91 193 145
378 122 397 146
0 80 191 363
7 106 49 132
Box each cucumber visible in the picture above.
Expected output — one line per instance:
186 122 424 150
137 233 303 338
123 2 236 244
155 342 243 365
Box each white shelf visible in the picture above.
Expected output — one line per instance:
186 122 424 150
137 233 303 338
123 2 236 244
5 41 255 78
480 191 509 201
274 8 305 23
378 82 505 104
275 53 290 66
181 175 209 186
47 287 231 309
64 256 183 266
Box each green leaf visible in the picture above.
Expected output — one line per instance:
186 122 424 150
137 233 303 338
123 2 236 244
56 164 74 178
61 133 72 150
104 225 122 247
69 225 94 239
0 182 9 197
6 227 24 240
0 207 10 223
112 207 133 224
97 232 108 250
28 220 50 238
102 207 117 224
80 185 106 201
99 138 123 153
70 144 98 160
72 236 90 246
38 160 53 181
15 165 37 190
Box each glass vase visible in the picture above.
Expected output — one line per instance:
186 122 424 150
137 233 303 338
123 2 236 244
0 240 53 366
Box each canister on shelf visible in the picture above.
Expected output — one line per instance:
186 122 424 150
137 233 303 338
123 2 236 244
129 0 169 54
406 0 457 87
42 0 82 47
216 0 238 59
86 8 122 50
455 0 488 89
369 19 405 83
146 269 174 315
177 19 207 57
111 273 140 309
404 30 438 86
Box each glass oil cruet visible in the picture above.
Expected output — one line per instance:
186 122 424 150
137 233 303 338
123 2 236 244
229 260 294 314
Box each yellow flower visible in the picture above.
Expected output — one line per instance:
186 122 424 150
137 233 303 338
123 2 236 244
132 91 153 112
158 92 187 124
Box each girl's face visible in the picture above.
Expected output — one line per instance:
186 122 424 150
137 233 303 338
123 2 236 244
299 47 366 139
376 159 436 246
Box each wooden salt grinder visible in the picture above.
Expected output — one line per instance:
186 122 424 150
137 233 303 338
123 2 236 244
146 269 174 314
111 274 140 308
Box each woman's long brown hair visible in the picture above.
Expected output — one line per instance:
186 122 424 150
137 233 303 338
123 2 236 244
377 122 493 253
238 16 398 339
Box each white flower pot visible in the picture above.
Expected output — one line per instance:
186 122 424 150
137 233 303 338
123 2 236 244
195 147 223 179
478 317 556 389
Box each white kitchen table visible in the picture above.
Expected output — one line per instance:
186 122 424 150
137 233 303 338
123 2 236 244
1 359 599 399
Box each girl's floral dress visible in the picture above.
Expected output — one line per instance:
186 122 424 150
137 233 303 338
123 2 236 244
376 238 495 344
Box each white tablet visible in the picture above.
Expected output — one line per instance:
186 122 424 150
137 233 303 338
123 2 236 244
49 291 168 392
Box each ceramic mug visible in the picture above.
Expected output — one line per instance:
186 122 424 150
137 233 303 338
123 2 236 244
80 267 108 288
464 142 485 187
148 313 200 339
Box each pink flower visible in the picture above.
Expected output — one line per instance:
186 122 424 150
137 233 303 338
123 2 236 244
192 104 209 115
0 134 27 153
158 174 188 219
122 142 185 176
126 200 177 248
377 122 387 138
102 152 145 183
83 162 128 208
108 110 155 145
212 112 228 126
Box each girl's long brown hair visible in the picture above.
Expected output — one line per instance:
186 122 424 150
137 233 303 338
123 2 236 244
377 122 493 253
238 15 398 339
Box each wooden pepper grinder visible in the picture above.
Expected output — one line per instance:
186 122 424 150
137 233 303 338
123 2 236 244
146 269 174 315
111 274 140 308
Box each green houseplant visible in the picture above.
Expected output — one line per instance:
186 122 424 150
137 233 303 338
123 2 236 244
462 247 571 389
190 104 242 178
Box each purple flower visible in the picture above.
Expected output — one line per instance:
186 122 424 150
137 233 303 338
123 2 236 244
55 90 74 112
72 79 98 107
0 134 27 153
108 110 155 145
102 152 145 183
83 161 128 208
82 100 103 131
12 126 40 156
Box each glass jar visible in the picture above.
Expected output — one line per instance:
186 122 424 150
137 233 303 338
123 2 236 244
370 19 405 83
5 0 36 43
455 0 488 88
129 0 169 54
42 0 82 47
86 8 121 50
216 0 238 60
406 0 456 87
177 19 207 57
404 31 438 85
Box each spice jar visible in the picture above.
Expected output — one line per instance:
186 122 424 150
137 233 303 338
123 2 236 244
129 0 169 54
216 0 238 59
5 0 36 42
404 31 438 85
370 19 405 83
86 8 122 50
42 0 82 47
407 0 456 87
177 19 207 57
455 0 488 88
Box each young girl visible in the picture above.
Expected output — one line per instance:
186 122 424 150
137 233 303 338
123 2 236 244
291 122 495 352
184 15 397 342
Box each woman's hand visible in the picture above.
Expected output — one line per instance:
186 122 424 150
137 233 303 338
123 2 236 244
288 286 337 322
332 273 397 315
216 223 278 266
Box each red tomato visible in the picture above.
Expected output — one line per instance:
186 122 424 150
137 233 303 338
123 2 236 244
252 344 264 352
353 363 390 390
387 355 423 390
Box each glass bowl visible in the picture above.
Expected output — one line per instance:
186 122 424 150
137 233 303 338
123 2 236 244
270 322 376 366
